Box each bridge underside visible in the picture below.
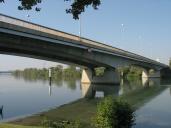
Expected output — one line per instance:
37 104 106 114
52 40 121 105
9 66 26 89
0 32 105 68
0 31 162 69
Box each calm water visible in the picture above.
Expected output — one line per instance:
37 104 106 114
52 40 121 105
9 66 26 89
0 74 82 122
0 74 171 128
135 88 171 128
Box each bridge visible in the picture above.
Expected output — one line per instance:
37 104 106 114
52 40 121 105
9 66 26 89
0 14 169 84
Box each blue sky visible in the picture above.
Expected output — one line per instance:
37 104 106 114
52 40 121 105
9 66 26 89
0 0 171 70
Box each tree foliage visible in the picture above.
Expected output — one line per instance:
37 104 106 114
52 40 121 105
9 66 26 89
0 0 101 19
65 0 101 19
93 96 135 128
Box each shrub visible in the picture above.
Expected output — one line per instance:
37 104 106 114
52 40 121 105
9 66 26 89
41 118 81 128
93 96 135 128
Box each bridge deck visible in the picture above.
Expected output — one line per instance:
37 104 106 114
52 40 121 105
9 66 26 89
0 13 168 68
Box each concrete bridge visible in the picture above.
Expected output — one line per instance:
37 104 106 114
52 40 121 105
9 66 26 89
0 14 169 84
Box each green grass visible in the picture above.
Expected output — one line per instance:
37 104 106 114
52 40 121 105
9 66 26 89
0 124 41 128
8 85 167 128
10 99 100 128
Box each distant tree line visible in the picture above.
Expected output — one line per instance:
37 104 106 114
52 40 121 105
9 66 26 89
13 65 81 80
13 65 143 82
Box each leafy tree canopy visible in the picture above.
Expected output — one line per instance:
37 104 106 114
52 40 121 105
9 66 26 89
0 0 101 19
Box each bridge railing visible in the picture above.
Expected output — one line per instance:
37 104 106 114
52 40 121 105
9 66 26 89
0 13 167 67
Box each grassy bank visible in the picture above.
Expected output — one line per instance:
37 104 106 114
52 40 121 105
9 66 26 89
10 99 100 128
7 85 167 128
0 124 41 128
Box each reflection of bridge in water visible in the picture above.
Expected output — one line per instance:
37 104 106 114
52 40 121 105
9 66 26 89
81 83 120 98
46 77 171 99
142 78 161 87
81 78 171 98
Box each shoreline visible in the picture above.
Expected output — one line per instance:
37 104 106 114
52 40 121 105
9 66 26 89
0 97 82 123
9 98 100 128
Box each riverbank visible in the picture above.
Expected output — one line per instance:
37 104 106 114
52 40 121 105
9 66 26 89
10 99 99 128
6 85 166 128
0 124 41 128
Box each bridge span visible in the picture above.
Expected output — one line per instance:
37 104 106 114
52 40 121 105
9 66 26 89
0 14 169 84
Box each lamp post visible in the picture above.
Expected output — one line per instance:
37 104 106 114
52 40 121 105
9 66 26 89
121 24 125 44
79 14 82 42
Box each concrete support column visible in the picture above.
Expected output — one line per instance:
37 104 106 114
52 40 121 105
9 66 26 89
142 70 149 78
142 77 149 87
81 68 120 85
142 69 161 78
81 68 94 84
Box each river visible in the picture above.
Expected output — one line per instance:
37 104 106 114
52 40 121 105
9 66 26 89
0 73 171 127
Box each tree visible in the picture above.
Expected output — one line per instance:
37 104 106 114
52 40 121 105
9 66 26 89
0 0 101 19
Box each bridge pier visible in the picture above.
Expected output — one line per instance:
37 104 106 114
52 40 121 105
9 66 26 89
142 69 161 78
81 68 120 85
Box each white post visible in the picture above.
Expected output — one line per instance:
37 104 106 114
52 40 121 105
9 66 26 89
48 68 51 78
49 68 52 85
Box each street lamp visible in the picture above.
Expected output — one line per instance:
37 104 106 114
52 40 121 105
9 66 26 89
79 14 82 42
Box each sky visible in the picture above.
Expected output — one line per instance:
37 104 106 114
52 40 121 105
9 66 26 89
0 0 171 70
